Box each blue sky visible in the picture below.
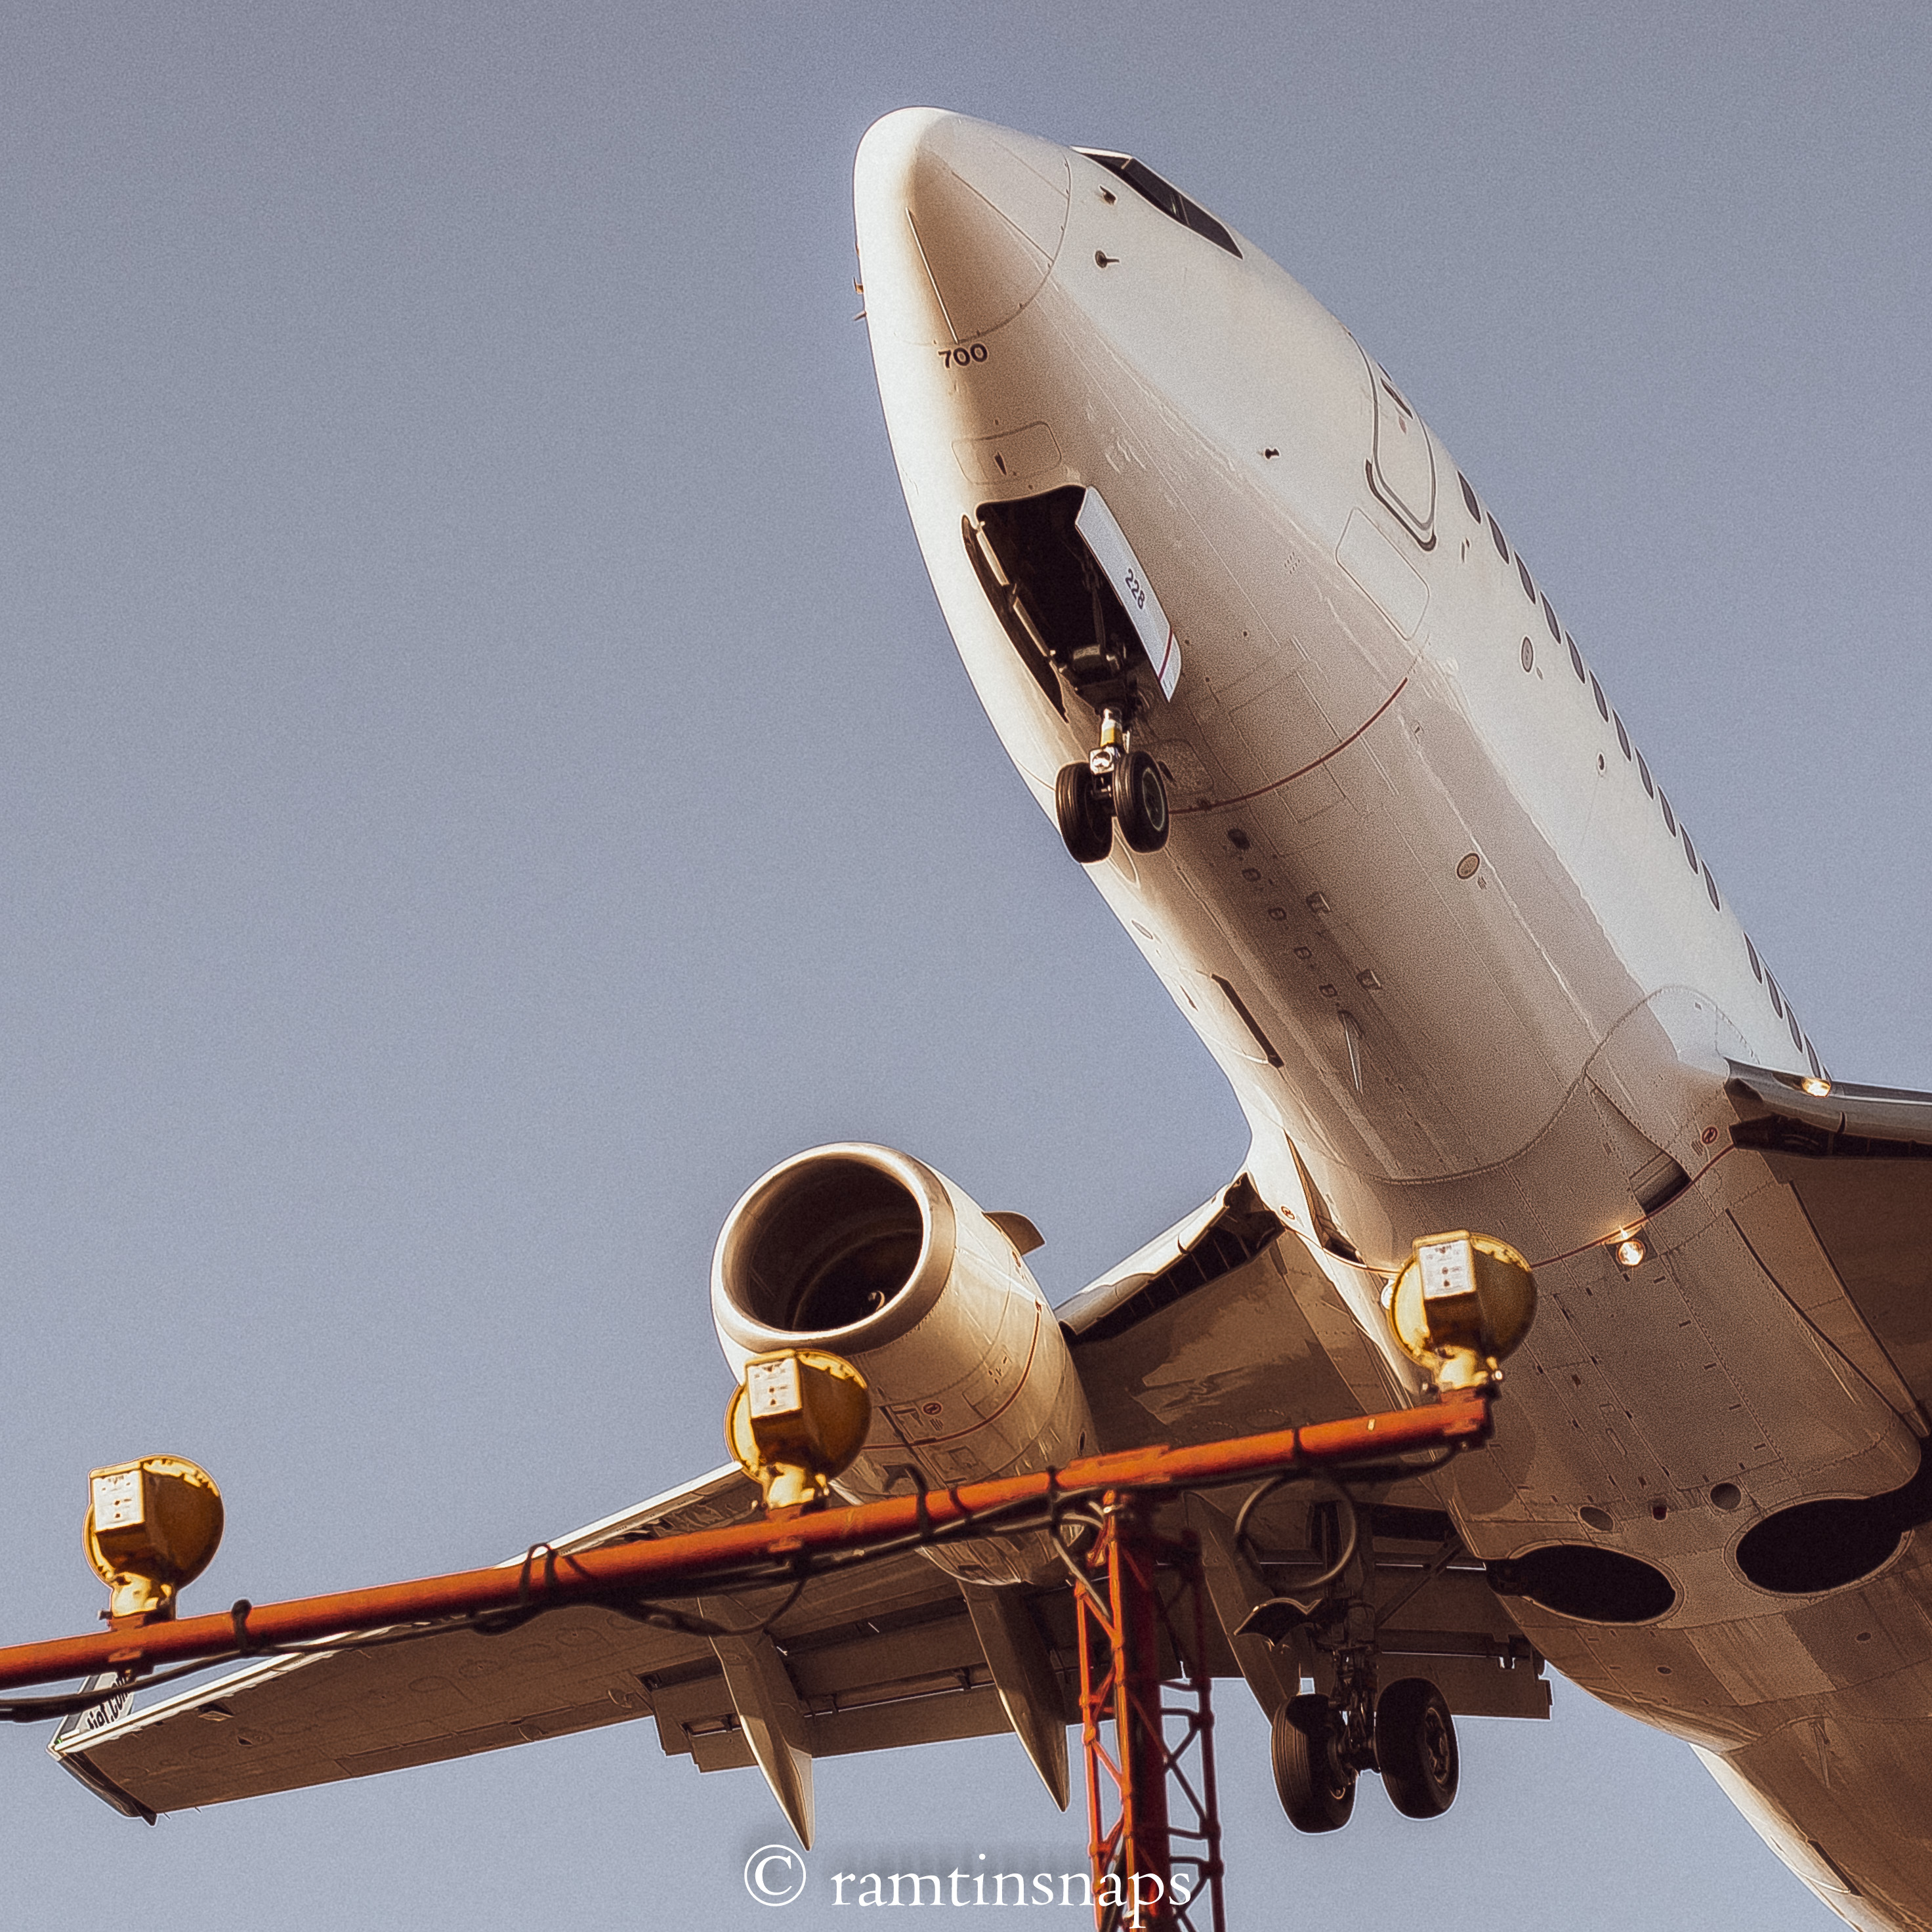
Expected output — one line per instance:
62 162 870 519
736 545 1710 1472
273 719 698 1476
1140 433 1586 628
3 5 1925 1925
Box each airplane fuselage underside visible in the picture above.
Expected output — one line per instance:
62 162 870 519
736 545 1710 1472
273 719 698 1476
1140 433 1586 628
860 112 1932 1927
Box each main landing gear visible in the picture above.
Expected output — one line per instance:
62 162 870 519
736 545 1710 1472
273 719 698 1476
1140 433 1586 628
1237 1482 1462 1834
1055 707 1169 864
1270 1674 1459 1832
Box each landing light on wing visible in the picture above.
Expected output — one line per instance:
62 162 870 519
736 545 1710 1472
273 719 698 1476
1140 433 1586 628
83 1456 224 1626
1387 1232 1536 1392
724 1348 872 1511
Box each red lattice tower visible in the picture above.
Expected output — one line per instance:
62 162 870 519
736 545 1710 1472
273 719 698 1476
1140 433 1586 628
1074 1494 1226 1932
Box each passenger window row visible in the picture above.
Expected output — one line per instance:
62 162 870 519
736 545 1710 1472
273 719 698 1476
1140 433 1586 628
1456 471 1822 1077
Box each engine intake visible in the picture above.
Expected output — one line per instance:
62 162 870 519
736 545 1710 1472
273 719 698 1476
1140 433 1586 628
720 1150 953 1346
713 1144 1093 1585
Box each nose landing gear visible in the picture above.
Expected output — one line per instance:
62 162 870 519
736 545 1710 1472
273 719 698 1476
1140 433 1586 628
1054 708 1170 864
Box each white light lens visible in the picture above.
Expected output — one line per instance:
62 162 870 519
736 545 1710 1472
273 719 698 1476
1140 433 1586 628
1419 1238 1474 1302
747 1355 803 1419
91 1468 144 1530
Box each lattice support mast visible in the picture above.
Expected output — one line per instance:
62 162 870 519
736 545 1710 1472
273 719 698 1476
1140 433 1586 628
1074 1495 1226 1932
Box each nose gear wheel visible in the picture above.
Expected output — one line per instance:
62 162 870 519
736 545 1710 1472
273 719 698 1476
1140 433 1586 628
1116 749 1169 852
1054 709 1169 864
1055 763 1114 864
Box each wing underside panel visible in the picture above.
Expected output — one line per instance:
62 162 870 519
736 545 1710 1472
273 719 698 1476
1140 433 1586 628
54 1467 1062 1816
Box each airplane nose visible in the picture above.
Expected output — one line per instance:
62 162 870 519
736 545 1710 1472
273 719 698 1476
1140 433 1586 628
855 109 1069 346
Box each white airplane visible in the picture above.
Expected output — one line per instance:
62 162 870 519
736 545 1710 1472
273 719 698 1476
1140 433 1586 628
52 108 1932 1929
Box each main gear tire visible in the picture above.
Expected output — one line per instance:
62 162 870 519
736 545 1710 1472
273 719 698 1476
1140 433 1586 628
1376 1677 1458 1819
1270 1694 1356 1833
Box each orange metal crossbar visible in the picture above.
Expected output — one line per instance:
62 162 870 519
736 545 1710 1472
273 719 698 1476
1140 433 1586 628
0 1392 1490 1696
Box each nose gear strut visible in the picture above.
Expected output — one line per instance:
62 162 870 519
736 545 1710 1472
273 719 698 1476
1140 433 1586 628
1056 707 1170 864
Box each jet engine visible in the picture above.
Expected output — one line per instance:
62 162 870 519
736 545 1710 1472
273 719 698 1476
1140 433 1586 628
711 1143 1094 1585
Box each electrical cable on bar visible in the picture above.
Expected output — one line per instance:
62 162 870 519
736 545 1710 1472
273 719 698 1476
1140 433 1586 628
0 1393 1492 1710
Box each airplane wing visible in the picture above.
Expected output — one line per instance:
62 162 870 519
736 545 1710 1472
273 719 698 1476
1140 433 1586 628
52 1463 1051 1836
1726 1062 1932 1412
52 1176 1545 1832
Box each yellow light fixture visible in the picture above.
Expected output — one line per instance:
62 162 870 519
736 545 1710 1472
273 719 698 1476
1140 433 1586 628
1801 1076 1832 1098
1613 1232 1648 1269
84 1456 224 1626
1387 1231 1536 1393
726 1348 872 1511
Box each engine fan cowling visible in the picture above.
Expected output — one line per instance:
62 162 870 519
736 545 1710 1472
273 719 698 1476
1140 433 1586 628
711 1143 1093 1584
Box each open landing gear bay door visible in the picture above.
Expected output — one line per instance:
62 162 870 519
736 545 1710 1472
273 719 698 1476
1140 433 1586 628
967 486 1182 715
1071 490 1181 698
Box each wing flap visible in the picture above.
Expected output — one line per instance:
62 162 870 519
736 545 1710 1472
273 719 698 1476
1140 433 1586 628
1066 1204 1402 1452
64 1599 716 1811
1728 1061 1932 1412
53 1463 768 1811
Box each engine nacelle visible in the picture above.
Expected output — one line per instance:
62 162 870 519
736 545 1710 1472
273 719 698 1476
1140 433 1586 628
712 1143 1094 1585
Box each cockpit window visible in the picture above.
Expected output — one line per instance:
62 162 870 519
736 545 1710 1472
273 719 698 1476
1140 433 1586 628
1077 150 1241 257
